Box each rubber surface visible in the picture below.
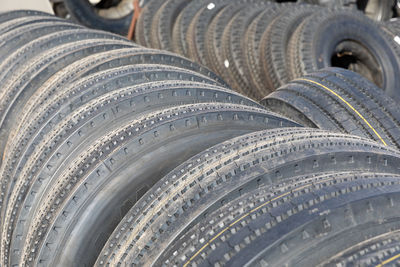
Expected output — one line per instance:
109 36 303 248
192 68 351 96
149 0 189 51
96 127 400 266
186 0 232 64
288 8 400 100
262 68 400 149
0 31 133 163
0 10 53 25
0 22 83 62
243 4 286 98
259 5 319 91
221 3 274 99
171 0 216 55
11 103 298 266
135 0 164 47
205 1 260 79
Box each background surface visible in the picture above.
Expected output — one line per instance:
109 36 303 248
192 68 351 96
0 0 53 13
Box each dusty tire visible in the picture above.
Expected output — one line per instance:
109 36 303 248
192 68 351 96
0 10 53 24
96 127 400 266
0 32 133 163
243 4 286 98
0 22 83 62
221 2 275 99
1 48 229 218
0 16 68 36
262 67 400 149
149 0 189 51
204 0 262 78
9 102 297 266
135 0 164 46
259 5 319 92
288 9 400 100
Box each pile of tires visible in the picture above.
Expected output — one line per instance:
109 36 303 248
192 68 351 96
135 0 400 101
1 9 400 267
53 0 399 36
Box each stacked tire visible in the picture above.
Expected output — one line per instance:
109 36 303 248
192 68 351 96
0 10 299 266
135 0 400 101
1 10 400 267
54 0 398 36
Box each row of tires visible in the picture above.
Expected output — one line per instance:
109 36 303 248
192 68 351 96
135 0 400 101
1 10 400 267
53 0 399 36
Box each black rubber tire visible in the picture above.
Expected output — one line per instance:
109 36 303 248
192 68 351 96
8 48 228 141
0 10 53 24
322 232 400 265
0 21 83 62
1 48 229 217
0 16 67 37
205 0 260 78
12 102 297 266
287 8 400 100
171 0 216 55
95 127 400 266
1 51 265 265
62 0 146 35
221 2 276 100
243 4 286 99
0 64 236 220
135 0 164 47
160 170 400 266
262 67 400 149
0 31 133 164
186 0 233 64
259 5 320 92
149 0 190 51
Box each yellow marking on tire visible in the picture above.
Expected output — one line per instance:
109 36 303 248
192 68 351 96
375 253 400 267
183 184 311 267
297 78 387 146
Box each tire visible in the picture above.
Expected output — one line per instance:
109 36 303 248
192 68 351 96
0 10 53 24
287 9 400 100
11 102 297 266
171 0 217 55
323 232 400 265
0 16 67 36
63 0 147 35
135 0 164 47
221 2 276 100
0 32 133 162
95 127 400 266
381 18 400 36
259 5 320 92
1 55 229 216
149 0 189 51
243 4 286 99
262 67 400 149
8 47 229 146
205 0 260 78
186 0 232 64
0 21 83 62
1 55 265 265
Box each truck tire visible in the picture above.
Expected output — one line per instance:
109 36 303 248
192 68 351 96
96 127 400 266
262 68 400 149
